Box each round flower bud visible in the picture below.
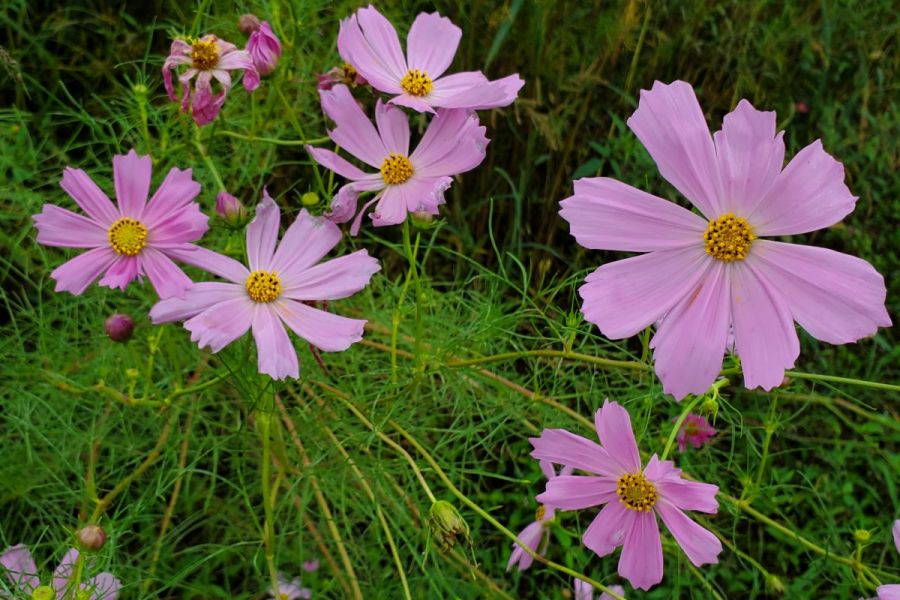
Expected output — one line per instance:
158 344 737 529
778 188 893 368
410 211 434 230
301 192 320 207
104 313 134 342
854 529 872 543
76 524 107 551
239 14 261 34
216 192 247 224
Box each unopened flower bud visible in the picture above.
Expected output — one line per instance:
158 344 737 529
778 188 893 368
301 192 320 207
104 314 134 342
410 211 434 230
700 397 719 418
854 529 872 543
132 83 148 97
216 192 247 224
31 586 55 600
76 524 107 552
766 574 785 594
247 21 281 76
238 14 261 34
429 500 469 552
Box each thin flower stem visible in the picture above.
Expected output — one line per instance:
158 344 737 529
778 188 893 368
214 130 330 146
390 220 419 383
443 349 651 372
752 397 778 492
193 126 226 192
402 221 424 371
257 385 281 595
781 370 900 393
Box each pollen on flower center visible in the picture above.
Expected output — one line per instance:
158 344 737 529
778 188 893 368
401 69 433 96
380 153 414 185
245 270 282 303
535 504 546 521
703 213 755 262
616 472 657 512
190 39 219 70
108 217 148 256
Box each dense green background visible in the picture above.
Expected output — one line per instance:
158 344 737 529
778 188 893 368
1 1 897 598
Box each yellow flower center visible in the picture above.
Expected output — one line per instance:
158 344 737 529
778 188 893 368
108 217 148 256
401 69 433 96
31 587 55 600
191 39 219 70
342 63 358 78
380 153 414 185
245 270 282 303
535 504 546 521
703 213 755 262
616 472 657 512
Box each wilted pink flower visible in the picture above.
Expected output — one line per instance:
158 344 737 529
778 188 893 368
676 414 716 452
337 6 523 112
268 572 311 600
150 193 380 380
239 14 261 34
247 21 281 76
306 84 488 234
560 80 890 400
876 521 900 599
302 560 319 573
104 313 134 342
162 34 259 126
33 150 209 299
215 191 247 222
574 578 626 600
0 545 121 599
316 63 367 91
506 460 572 571
531 400 722 590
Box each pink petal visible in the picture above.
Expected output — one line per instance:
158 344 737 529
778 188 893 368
655 500 722 566
388 93 436 113
140 247 194 299
275 300 365 352
354 7 407 84
337 14 404 94
112 150 152 218
369 186 410 227
750 240 890 344
60 167 120 226
375 99 410 156
406 12 461 79
282 250 380 301
582 499 633 557
246 193 280 271
252 307 299 379
327 185 361 224
650 263 731 400
426 71 489 101
506 520 545 571
150 282 245 323
600 585 626 600
431 73 524 110
305 146 371 181
161 244 249 284
573 578 593 600
626 80 723 219
98 256 141 291
216 48 254 71
142 167 201 228
893 520 900 555
879 585 900 600
320 84 388 168
536 475 618 510
538 459 557 481
617 511 663 591
147 203 209 245
579 246 712 339
52 548 80 595
33 204 108 247
270 209 341 277
748 140 856 236
713 99 784 216
559 177 707 251
51 247 119 295
655 478 719 514
595 400 641 473
529 429 621 478
184 296 254 353
86 572 122 600
1 544 40 592
411 109 488 177
730 261 799 390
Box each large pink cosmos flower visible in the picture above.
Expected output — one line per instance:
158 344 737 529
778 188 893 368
162 35 260 126
337 6 523 113
306 84 488 234
876 520 900 600
150 193 380 380
506 460 573 571
530 400 722 591
0 545 121 599
33 150 208 299
560 80 891 400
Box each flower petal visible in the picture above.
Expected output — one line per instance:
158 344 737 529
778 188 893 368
305 146 371 181
60 167 120 226
370 186 409 227
655 500 722 566
595 400 641 473
98 256 141 291
655 479 719 514
375 99 410 156
430 73 524 110
337 13 404 94
748 140 856 236
893 520 900 555
354 7 407 81
252 307 299 380
536 475 618 510
617 511 663 591
282 250 380 301
406 12 461 79
140 247 194 299
246 193 280 271
86 572 122 600
184 297 254 353
320 84 388 168
150 282 246 323
51 247 119 295
112 150 152 218
878 585 900 600
529 429 621 478
142 167 201 228
33 204 108 247
270 209 341 277
275 300 365 352
730 260 799 390
582 499 633 557
52 548 80 595
161 244 249 284
147 202 209 245
411 109 488 177
579 246 712 339
560 177 708 252
650 262 730 400
627 80 723 219
506 520 545 572
750 240 890 344
0 544 40 592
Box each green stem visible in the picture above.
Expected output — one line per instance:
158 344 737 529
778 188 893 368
782 370 900 393
661 378 728 460
402 221 424 371
214 130 330 146
752 397 778 493
257 385 281 595
444 349 651 372
193 126 226 192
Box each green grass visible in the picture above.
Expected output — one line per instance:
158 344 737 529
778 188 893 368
1 0 898 598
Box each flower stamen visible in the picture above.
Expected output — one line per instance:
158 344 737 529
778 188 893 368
616 472 657 512
380 153 414 185
535 504 546 521
190 39 220 70
245 270 282 303
108 217 148 256
703 213 755 262
401 69 433 96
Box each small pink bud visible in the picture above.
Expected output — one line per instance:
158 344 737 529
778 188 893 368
76 524 107 551
302 559 319 572
238 14 261 34
247 21 281 76
675 413 716 453
795 101 809 114
104 314 134 342
216 192 247 223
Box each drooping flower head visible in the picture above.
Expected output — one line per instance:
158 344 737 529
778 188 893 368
530 400 723 590
506 460 572 572
676 414 716 452
560 80 890 400
337 6 523 113
267 572 311 600
0 545 121 599
574 578 626 600
162 34 259 126
246 20 282 76
307 84 488 234
33 150 209 299
150 192 380 380
876 520 900 600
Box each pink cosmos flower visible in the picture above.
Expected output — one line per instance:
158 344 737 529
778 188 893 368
301 560 319 573
307 84 488 234
574 578 625 600
33 150 208 299
506 460 573 571
162 34 260 126
0 545 121 599
876 520 900 600
560 80 891 400
530 400 722 591
676 414 716 452
267 572 311 600
337 6 523 113
150 193 380 380
246 21 282 76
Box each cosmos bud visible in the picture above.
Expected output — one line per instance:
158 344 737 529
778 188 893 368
246 21 281 76
301 192 320 207
76 524 107 552
428 500 470 552
216 192 247 224
238 14 261 34
104 314 134 342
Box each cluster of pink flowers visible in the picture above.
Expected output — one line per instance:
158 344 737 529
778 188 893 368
1 545 121 599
